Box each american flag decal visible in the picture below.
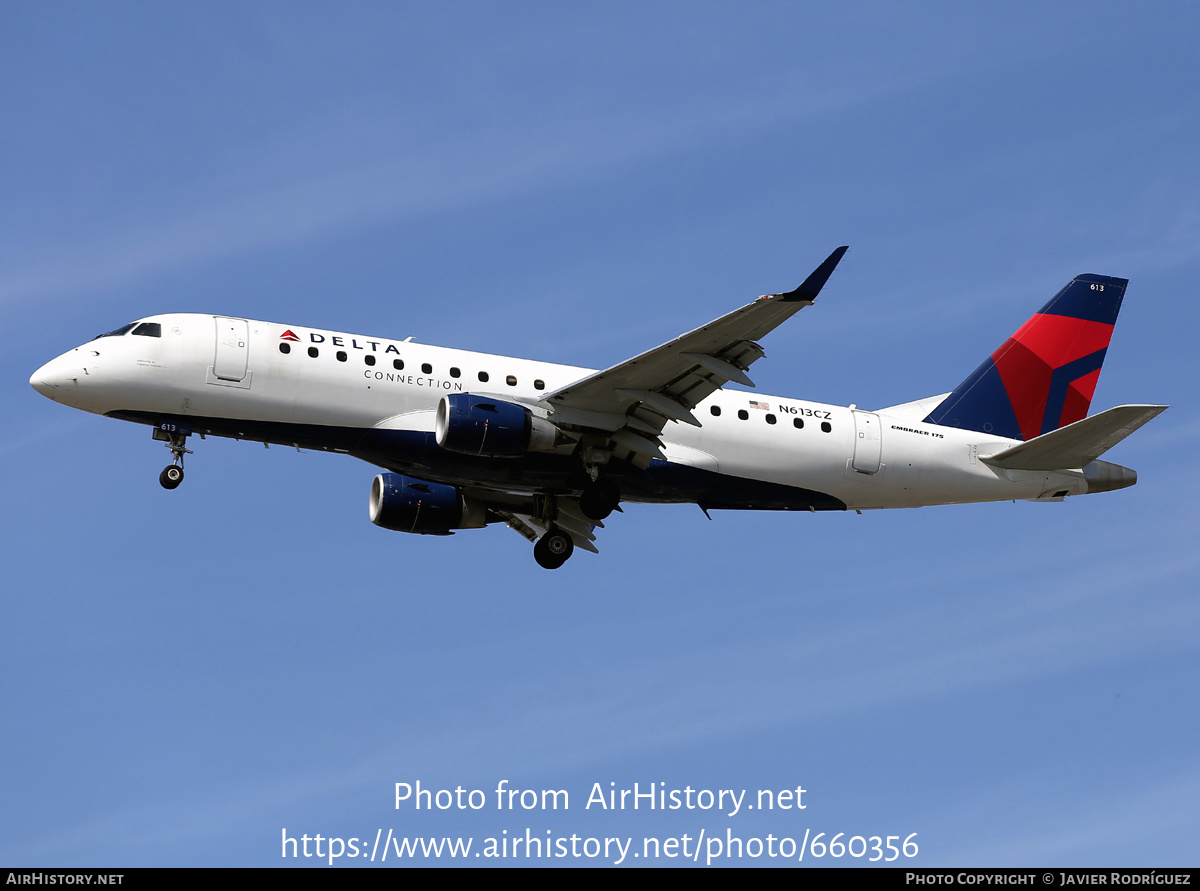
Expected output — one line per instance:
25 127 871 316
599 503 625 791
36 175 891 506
749 400 770 411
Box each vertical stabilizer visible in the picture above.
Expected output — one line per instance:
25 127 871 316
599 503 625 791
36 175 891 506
924 274 1126 440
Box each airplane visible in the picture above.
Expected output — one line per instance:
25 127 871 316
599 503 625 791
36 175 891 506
29 247 1167 569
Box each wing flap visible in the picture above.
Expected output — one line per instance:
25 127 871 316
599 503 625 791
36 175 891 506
504 498 602 554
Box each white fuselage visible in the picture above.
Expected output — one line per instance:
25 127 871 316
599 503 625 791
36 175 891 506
30 313 1089 510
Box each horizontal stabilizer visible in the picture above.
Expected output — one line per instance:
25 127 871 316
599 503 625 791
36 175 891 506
980 404 1167 470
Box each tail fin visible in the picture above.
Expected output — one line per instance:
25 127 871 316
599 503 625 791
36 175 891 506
924 274 1127 440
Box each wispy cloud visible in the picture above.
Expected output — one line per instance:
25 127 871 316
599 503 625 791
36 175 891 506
0 50 958 309
942 766 1200 864
13 539 1194 862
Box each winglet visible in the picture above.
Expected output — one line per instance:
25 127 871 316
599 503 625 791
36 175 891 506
779 245 849 302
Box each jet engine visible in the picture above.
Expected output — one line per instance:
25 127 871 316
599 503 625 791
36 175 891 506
369 472 488 535
434 393 560 457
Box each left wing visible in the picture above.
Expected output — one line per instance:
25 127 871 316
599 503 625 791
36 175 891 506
539 246 848 464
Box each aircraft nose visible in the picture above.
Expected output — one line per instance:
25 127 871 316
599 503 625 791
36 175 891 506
30 362 57 397
30 354 81 401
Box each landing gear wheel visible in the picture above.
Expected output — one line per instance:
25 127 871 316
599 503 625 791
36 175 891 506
580 478 619 521
534 528 574 569
154 426 193 490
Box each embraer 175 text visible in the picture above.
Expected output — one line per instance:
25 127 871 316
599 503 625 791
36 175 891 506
31 248 1166 568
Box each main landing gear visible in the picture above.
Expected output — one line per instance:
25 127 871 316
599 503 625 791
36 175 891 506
579 477 620 521
528 472 619 568
534 527 574 570
153 426 193 490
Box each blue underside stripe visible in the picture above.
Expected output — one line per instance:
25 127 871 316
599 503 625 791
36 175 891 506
108 410 847 512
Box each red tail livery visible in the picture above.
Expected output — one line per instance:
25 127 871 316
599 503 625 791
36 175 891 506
925 275 1125 440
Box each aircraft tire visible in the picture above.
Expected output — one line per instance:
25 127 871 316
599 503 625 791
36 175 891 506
580 479 619 521
534 529 573 569
160 465 184 490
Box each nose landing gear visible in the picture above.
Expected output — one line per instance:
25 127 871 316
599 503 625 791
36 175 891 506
152 424 193 490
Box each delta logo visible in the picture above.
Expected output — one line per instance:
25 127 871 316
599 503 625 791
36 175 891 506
279 330 301 342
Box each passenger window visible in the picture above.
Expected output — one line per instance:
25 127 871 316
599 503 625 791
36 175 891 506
737 410 749 420
534 379 545 390
336 351 347 362
393 359 404 370
821 421 832 433
308 347 319 358
506 375 517 386
279 343 291 355
766 414 776 425
422 363 432 374
710 405 721 416
450 367 461 378
478 371 489 382
793 418 804 429
132 322 161 337
364 355 375 366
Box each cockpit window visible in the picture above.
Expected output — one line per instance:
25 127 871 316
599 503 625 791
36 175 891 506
132 322 161 337
94 322 136 339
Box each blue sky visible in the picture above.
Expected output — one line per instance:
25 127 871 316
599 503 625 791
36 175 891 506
3 2 1198 867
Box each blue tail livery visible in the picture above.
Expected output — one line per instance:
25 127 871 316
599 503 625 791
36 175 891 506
924 275 1126 440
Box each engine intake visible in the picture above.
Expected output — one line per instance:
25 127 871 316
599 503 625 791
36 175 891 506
435 393 559 456
369 473 487 535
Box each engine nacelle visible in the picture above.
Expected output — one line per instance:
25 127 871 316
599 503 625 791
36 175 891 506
435 393 559 457
369 473 487 535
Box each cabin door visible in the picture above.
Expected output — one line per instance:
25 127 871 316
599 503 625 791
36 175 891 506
213 317 249 382
851 410 882 474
